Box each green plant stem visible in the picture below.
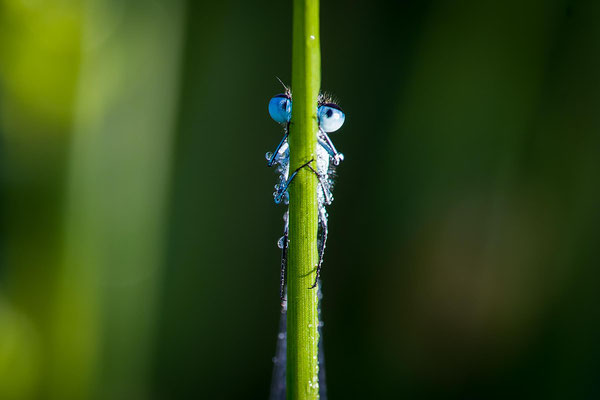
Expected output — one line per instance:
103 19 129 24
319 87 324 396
287 0 321 399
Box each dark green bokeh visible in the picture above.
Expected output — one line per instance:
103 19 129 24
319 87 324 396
1 0 599 399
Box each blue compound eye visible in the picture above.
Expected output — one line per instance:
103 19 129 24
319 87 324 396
268 94 292 124
318 103 345 133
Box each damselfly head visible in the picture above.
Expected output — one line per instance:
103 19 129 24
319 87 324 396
317 103 345 133
268 94 292 124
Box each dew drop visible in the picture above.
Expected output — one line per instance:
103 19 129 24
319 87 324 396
277 236 285 249
333 153 344 165
265 151 273 160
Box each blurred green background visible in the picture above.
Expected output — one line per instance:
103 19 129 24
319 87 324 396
1 0 599 399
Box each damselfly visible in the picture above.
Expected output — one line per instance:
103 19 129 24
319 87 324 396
266 84 344 400
266 86 345 300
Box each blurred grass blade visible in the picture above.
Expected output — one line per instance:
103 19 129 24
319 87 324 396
64 0 186 397
0 1 84 398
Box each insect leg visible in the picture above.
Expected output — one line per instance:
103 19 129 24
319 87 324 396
267 125 289 167
274 158 315 204
318 127 344 165
279 225 288 303
310 206 328 289
304 162 332 205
